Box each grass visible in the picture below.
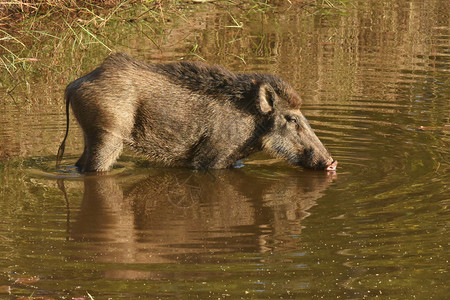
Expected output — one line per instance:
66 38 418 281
0 1 174 52
0 1 189 79
87 291 95 299
0 1 174 103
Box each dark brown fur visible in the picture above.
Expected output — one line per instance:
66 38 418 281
57 53 336 172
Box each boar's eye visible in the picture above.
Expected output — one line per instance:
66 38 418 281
285 116 299 124
285 115 302 132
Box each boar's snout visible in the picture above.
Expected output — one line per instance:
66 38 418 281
326 160 338 171
302 147 337 171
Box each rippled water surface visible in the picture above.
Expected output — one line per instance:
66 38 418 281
0 1 448 299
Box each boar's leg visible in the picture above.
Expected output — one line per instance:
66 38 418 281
79 131 124 173
75 134 88 170
75 147 87 170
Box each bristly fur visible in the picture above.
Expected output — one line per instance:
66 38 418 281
58 53 333 173
103 53 302 109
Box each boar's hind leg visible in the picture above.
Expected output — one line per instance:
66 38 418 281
80 131 124 173
75 146 87 170
75 133 88 170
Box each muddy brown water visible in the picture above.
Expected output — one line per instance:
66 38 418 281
0 1 448 299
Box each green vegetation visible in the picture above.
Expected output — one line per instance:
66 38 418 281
1 1 179 103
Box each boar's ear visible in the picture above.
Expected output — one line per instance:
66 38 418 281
257 83 276 115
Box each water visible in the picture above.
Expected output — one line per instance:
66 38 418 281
0 1 449 299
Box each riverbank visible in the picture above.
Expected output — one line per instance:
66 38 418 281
1 0 161 28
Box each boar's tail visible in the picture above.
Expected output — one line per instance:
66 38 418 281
56 91 70 168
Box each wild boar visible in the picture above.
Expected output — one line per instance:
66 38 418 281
56 53 337 172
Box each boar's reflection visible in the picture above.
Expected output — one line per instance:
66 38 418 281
69 168 335 278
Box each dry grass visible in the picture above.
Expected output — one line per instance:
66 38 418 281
0 0 166 29
0 1 172 103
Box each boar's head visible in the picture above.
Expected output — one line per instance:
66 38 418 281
253 79 337 171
